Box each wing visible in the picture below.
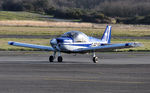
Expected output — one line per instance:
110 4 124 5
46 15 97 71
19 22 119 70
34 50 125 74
8 41 54 51
74 42 142 52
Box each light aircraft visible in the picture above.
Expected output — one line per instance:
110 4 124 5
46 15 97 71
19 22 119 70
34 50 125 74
8 25 141 63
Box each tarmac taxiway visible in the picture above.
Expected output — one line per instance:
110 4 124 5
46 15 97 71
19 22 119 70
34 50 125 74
0 51 150 93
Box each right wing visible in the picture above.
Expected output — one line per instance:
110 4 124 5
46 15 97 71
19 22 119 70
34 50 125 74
8 41 54 51
74 42 142 52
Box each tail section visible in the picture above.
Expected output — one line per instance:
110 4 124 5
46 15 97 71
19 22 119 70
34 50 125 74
101 25 112 44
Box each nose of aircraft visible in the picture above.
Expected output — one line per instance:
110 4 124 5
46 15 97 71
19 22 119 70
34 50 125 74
50 38 65 46
50 38 57 45
50 37 72 46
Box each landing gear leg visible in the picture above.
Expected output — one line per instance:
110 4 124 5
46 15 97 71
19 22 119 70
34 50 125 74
92 52 98 63
49 51 56 62
57 51 63 62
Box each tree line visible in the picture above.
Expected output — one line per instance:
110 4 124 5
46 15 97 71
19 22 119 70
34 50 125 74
0 0 150 24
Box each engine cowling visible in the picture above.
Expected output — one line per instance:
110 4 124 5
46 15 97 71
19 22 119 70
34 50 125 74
50 38 57 45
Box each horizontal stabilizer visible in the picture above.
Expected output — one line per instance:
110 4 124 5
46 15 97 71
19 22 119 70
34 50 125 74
8 41 54 51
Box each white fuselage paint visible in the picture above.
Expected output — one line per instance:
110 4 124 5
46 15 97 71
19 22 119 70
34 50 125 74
51 41 107 52
62 44 88 51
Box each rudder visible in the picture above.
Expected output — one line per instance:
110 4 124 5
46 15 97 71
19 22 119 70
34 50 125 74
101 25 112 44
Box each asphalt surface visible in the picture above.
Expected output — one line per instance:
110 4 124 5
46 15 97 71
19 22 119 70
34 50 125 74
0 51 150 93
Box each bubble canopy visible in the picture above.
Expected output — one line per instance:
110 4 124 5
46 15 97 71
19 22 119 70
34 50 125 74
61 31 89 42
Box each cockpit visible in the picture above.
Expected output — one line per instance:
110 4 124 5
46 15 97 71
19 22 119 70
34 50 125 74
61 31 89 42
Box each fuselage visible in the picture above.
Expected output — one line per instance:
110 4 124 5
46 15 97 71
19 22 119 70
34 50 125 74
50 31 106 53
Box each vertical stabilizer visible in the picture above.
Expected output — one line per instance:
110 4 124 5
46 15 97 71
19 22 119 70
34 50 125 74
101 25 112 44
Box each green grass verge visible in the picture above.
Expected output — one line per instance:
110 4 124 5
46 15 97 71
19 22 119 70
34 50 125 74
0 26 150 37
0 11 53 21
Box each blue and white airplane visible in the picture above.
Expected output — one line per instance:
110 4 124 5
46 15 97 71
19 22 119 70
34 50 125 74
8 25 141 63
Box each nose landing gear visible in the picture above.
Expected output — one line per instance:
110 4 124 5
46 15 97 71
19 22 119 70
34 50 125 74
92 52 98 63
93 56 98 63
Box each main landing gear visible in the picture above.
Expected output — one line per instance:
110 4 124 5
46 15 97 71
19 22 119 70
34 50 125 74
49 51 63 62
49 51 98 63
92 52 98 63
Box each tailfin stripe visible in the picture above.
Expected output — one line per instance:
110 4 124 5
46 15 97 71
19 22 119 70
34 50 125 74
101 25 112 44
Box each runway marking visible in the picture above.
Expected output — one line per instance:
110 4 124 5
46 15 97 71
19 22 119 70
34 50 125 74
44 78 148 84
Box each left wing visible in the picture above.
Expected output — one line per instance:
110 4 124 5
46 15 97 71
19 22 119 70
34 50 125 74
74 42 142 52
8 41 54 51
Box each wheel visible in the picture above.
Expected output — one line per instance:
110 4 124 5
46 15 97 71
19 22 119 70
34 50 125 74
58 56 63 62
93 57 98 63
49 55 54 62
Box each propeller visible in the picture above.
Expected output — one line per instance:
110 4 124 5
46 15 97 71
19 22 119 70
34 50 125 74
50 38 61 51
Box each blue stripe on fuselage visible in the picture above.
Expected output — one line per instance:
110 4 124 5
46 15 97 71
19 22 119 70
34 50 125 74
63 43 92 47
56 37 73 43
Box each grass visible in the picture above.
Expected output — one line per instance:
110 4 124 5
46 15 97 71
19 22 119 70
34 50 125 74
112 28 150 37
0 11 150 37
0 26 100 36
0 25 150 37
0 11 82 22
0 20 93 28
0 11 53 21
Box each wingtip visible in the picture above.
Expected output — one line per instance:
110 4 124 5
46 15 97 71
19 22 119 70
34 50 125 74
127 42 143 47
135 42 143 47
8 41 14 45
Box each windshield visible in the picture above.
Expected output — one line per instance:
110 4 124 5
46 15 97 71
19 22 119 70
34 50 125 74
62 31 89 42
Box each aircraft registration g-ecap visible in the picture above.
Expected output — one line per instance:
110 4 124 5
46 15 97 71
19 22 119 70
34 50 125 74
8 25 142 63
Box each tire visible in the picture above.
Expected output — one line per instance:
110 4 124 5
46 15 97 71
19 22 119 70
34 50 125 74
58 56 63 62
93 57 98 63
49 56 54 62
